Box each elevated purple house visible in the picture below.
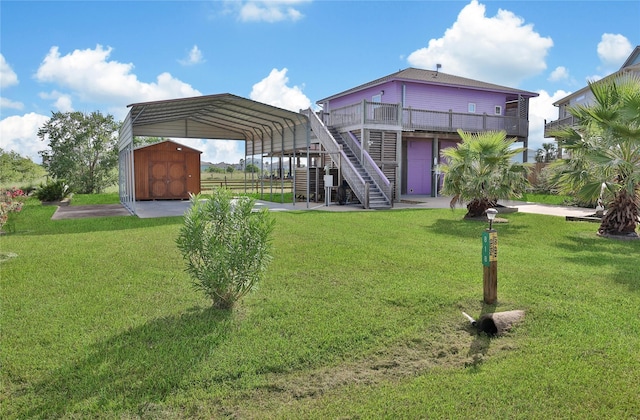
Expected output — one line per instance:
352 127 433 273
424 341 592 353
304 67 538 208
118 69 538 213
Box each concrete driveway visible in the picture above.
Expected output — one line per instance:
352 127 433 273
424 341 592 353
51 196 596 220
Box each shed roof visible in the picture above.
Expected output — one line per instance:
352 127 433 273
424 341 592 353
125 93 309 155
133 139 202 154
317 67 539 103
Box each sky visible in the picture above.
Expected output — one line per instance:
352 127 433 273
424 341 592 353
1 0 639 165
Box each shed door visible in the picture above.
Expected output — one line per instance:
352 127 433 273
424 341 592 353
149 161 187 198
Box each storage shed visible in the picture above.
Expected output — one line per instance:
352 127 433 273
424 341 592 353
133 140 201 200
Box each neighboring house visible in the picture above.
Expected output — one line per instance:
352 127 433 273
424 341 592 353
544 46 640 156
309 67 538 206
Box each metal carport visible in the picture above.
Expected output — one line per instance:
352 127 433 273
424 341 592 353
118 93 310 215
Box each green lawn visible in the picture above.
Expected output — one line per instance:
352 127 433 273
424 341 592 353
1 198 639 418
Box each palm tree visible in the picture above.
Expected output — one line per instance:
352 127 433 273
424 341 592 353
535 142 558 163
550 74 640 237
440 129 530 218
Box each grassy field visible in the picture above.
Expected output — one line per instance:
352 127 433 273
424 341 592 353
1 197 639 418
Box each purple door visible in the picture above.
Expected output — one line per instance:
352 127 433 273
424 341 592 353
406 140 432 195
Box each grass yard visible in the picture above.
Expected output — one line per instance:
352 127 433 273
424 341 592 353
1 198 639 418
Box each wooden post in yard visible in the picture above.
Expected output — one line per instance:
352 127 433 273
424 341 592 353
482 209 499 304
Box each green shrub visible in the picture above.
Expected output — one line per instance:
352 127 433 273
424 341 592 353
176 189 275 309
35 180 70 202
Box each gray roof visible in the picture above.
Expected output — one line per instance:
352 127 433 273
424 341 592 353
124 93 309 155
318 67 539 103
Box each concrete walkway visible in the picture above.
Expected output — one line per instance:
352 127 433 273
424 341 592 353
130 196 596 219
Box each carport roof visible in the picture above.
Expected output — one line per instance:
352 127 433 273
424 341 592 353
125 93 309 155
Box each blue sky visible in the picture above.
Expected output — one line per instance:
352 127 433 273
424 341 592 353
1 0 639 164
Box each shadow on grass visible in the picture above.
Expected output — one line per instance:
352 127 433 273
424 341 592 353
14 214 184 237
23 307 234 418
464 302 497 371
556 234 640 293
429 217 529 239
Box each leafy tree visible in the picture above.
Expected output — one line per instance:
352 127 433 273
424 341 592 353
176 189 275 309
440 129 530 218
245 163 259 174
133 136 169 147
0 148 46 184
226 165 235 176
38 111 120 194
550 74 640 237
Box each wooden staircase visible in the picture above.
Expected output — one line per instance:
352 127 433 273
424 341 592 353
327 127 391 209
302 109 392 209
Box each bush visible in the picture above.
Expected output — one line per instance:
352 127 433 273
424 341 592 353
0 187 27 233
176 189 275 309
35 180 70 202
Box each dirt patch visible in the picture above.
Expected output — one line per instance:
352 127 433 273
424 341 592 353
222 314 521 416
51 204 132 220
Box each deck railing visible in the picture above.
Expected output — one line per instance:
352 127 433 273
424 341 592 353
327 100 529 137
543 115 576 137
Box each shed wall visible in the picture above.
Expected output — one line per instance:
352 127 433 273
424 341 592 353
134 142 201 200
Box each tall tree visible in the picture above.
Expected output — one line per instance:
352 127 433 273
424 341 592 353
38 111 121 194
550 74 640 237
440 129 530 218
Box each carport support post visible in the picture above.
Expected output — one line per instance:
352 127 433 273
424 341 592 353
482 209 498 304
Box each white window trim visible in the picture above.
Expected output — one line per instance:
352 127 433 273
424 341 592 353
468 103 476 113
495 105 502 115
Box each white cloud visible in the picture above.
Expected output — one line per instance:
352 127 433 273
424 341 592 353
179 45 205 66
235 0 308 23
0 112 51 163
250 68 311 111
597 33 632 69
39 90 74 112
407 0 553 87
173 138 245 165
1 97 24 110
35 45 201 107
548 66 569 82
0 54 19 89
527 89 570 155
2 45 204 162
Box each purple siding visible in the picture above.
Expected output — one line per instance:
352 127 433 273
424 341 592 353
403 82 506 115
328 81 508 115
328 81 401 110
406 139 432 195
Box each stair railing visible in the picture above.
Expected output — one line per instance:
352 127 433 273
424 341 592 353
303 109 370 207
345 132 393 205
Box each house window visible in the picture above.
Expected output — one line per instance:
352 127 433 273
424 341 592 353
372 93 382 103
495 106 502 115
468 103 476 113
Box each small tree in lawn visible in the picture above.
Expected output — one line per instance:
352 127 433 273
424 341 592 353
440 129 530 218
176 189 275 309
